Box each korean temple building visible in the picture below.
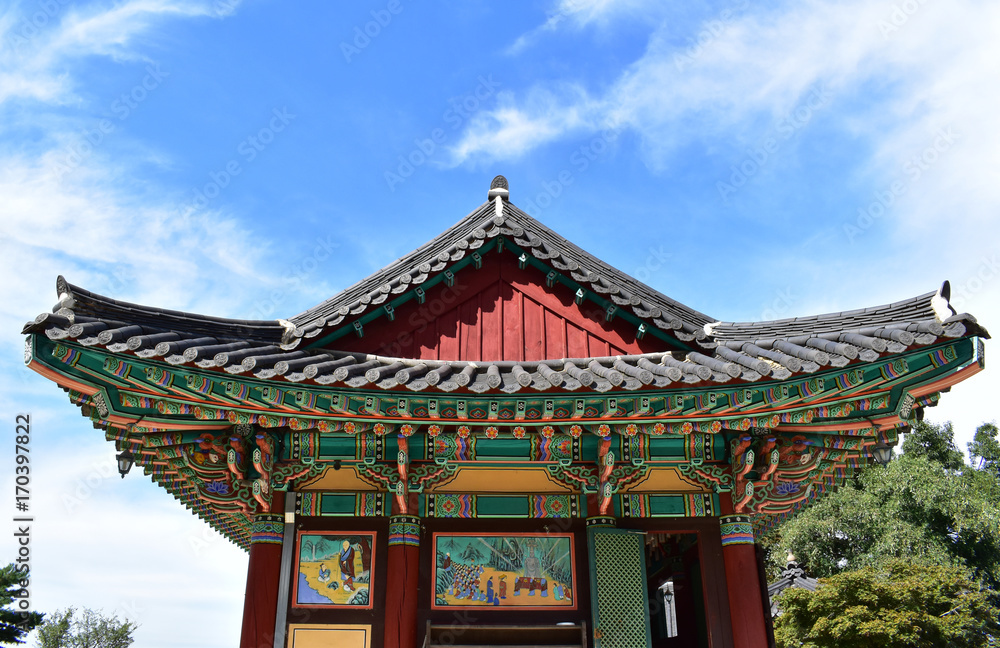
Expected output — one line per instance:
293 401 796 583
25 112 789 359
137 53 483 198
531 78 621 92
23 176 987 648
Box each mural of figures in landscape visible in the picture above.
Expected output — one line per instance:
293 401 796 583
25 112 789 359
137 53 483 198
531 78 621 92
433 534 576 609
294 532 375 608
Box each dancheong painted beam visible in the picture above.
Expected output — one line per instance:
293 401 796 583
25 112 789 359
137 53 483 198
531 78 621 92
22 176 988 648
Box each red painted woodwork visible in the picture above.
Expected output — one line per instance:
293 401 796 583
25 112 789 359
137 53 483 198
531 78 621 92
334 252 667 361
239 493 284 648
719 494 769 648
384 543 420 648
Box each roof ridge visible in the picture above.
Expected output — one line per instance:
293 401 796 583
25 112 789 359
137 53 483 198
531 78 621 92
53 276 288 343
286 177 716 345
289 200 497 327
501 201 715 327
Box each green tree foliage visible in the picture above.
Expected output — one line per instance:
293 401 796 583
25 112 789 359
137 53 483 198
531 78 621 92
35 608 137 648
775 453 1000 593
773 420 1000 589
901 420 965 470
969 422 1000 476
774 561 1000 648
0 564 43 644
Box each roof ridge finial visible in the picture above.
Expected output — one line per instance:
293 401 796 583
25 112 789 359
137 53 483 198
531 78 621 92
488 175 509 201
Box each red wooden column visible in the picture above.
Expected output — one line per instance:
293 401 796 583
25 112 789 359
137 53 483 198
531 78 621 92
384 514 421 648
719 494 768 648
239 492 285 648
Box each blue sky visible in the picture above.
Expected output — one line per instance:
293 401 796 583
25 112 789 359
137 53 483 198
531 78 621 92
1 1 997 645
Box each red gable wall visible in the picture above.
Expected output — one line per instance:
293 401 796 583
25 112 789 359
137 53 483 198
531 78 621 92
332 253 667 361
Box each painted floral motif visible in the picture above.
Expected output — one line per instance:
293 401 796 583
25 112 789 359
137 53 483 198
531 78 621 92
344 422 357 435
541 426 555 438
651 423 666 436
709 420 722 433
373 423 387 435
624 424 639 437
457 426 471 439
569 425 583 439
485 426 499 439
680 422 694 435
512 426 526 439
205 480 229 495
597 424 611 437
428 425 442 438
399 424 415 437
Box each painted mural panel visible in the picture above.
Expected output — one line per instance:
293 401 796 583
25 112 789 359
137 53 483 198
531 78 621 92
293 532 375 608
433 533 576 609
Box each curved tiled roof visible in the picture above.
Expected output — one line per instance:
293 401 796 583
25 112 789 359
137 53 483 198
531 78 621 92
22 177 988 395
23 299 981 395
288 195 715 343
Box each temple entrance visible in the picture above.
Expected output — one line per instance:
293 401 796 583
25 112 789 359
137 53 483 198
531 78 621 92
645 533 709 648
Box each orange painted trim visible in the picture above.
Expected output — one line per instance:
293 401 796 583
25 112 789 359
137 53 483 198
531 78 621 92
777 414 902 433
27 361 99 395
909 362 984 398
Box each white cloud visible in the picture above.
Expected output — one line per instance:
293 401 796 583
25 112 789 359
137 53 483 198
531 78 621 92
465 1 1000 192
447 85 606 165
506 0 654 54
0 413 247 648
478 0 1000 452
0 0 240 104
0 3 254 646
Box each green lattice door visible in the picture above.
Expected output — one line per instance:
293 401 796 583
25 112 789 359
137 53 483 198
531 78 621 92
587 528 652 648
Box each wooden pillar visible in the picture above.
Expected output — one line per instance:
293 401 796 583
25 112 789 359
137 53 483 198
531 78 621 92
718 497 768 648
239 492 285 648
384 514 421 648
